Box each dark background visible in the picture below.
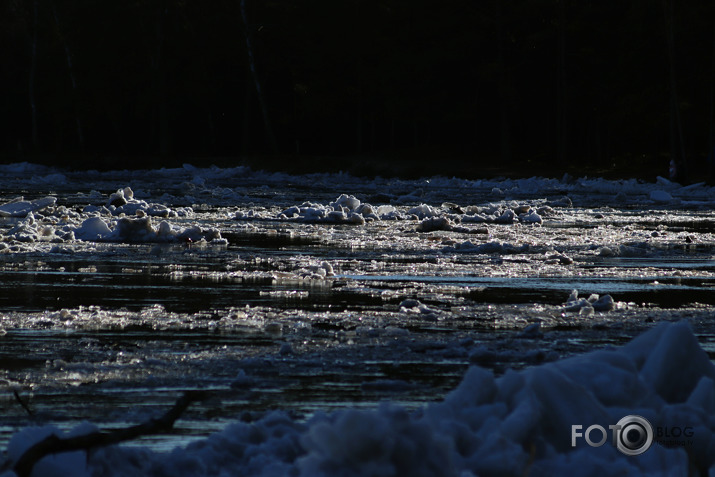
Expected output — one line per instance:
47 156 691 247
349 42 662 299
2 0 714 181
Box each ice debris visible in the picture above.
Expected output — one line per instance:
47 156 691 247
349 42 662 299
0 188 221 246
0 197 56 218
294 261 335 279
279 194 369 224
73 216 225 244
97 187 193 218
650 190 674 203
272 195 551 227
564 289 615 313
442 240 529 254
399 298 441 320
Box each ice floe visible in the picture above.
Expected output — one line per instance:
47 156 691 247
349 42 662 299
563 289 617 313
73 216 224 244
0 197 56 218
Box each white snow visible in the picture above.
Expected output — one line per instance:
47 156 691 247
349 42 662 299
4 321 713 476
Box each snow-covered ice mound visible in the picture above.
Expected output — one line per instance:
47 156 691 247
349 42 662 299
5 321 714 476
72 216 224 244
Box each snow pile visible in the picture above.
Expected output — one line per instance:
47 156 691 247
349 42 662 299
4 321 711 476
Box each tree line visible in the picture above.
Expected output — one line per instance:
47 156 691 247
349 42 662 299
1 0 714 180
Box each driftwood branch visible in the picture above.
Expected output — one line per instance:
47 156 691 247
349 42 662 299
12 390 209 477
13 391 34 417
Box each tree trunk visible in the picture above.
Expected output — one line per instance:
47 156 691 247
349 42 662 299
51 0 84 150
242 69 252 154
155 4 170 157
556 0 568 165
495 1 511 164
29 0 39 150
711 25 715 154
240 0 278 154
663 0 686 179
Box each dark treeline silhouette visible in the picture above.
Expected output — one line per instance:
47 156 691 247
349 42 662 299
2 0 714 179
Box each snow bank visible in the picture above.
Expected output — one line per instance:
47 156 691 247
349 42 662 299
4 321 713 476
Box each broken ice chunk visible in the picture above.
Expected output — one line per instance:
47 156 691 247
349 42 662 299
0 197 56 218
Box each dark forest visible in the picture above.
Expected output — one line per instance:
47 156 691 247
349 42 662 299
2 0 714 180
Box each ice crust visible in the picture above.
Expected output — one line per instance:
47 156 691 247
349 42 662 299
3 321 714 477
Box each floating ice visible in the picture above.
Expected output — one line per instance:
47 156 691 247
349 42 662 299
74 217 113 241
443 240 529 254
650 190 674 203
104 187 192 218
415 216 453 232
519 209 543 224
545 252 573 265
407 203 439 219
72 216 224 244
564 290 615 313
279 195 375 224
0 197 56 218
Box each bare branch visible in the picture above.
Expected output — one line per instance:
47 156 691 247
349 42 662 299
12 390 33 417
12 390 209 477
